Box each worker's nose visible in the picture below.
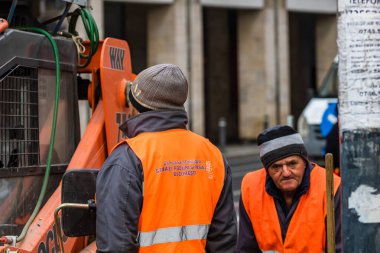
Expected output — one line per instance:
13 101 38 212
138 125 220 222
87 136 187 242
282 165 292 176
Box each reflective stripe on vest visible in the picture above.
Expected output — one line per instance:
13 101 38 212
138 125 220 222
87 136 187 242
242 164 341 253
262 250 325 253
138 224 209 247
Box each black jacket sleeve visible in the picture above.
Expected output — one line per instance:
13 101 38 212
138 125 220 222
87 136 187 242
334 184 342 253
96 145 143 253
205 157 237 253
324 181 342 253
237 196 261 253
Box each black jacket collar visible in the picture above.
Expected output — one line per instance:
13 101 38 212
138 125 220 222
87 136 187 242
119 110 188 138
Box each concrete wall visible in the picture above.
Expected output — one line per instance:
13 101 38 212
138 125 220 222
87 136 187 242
113 0 174 3
201 0 263 8
238 10 267 138
188 1 205 135
147 0 205 135
286 0 337 14
316 15 337 88
204 8 238 142
99 0 337 141
238 0 290 139
288 13 316 122
90 0 104 39
124 4 148 73
276 0 290 125
147 1 187 72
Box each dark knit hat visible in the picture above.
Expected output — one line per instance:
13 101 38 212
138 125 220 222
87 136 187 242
128 63 188 112
257 125 308 169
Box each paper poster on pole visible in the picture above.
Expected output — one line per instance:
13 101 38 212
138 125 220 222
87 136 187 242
337 0 380 130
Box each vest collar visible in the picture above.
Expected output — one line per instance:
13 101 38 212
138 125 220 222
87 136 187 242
119 110 188 138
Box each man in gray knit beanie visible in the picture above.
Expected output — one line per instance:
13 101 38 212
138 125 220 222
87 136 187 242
96 63 237 253
128 63 188 114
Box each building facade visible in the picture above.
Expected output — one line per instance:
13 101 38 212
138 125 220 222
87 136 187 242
92 0 338 144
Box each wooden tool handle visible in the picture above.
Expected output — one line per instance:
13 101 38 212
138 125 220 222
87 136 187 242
325 153 336 253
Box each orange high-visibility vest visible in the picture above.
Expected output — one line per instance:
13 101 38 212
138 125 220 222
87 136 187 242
241 164 341 253
124 129 225 253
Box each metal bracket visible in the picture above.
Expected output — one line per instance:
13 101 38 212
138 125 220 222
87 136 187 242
7 236 17 247
62 0 87 7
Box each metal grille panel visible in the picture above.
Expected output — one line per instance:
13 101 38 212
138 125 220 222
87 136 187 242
0 66 39 168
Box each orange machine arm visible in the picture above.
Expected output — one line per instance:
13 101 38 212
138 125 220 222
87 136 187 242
82 38 133 153
0 38 133 253
1 103 106 253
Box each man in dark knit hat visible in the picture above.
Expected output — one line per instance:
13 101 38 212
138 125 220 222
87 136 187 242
238 125 342 253
96 63 237 253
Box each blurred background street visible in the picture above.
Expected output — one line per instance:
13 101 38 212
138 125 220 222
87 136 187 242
223 143 261 217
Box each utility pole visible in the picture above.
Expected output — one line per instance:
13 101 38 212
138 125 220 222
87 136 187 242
337 0 380 252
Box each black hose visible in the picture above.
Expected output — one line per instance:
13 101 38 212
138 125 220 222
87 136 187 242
7 0 17 26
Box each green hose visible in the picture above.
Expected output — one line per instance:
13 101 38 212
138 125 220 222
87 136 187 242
69 7 99 68
16 27 60 242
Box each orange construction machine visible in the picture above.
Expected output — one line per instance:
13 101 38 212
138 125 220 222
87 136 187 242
0 1 133 252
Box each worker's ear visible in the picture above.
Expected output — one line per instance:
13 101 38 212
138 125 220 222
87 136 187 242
59 169 98 237
124 81 133 108
129 105 140 117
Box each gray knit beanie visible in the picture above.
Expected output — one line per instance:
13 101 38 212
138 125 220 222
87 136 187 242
257 125 308 169
128 63 188 112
